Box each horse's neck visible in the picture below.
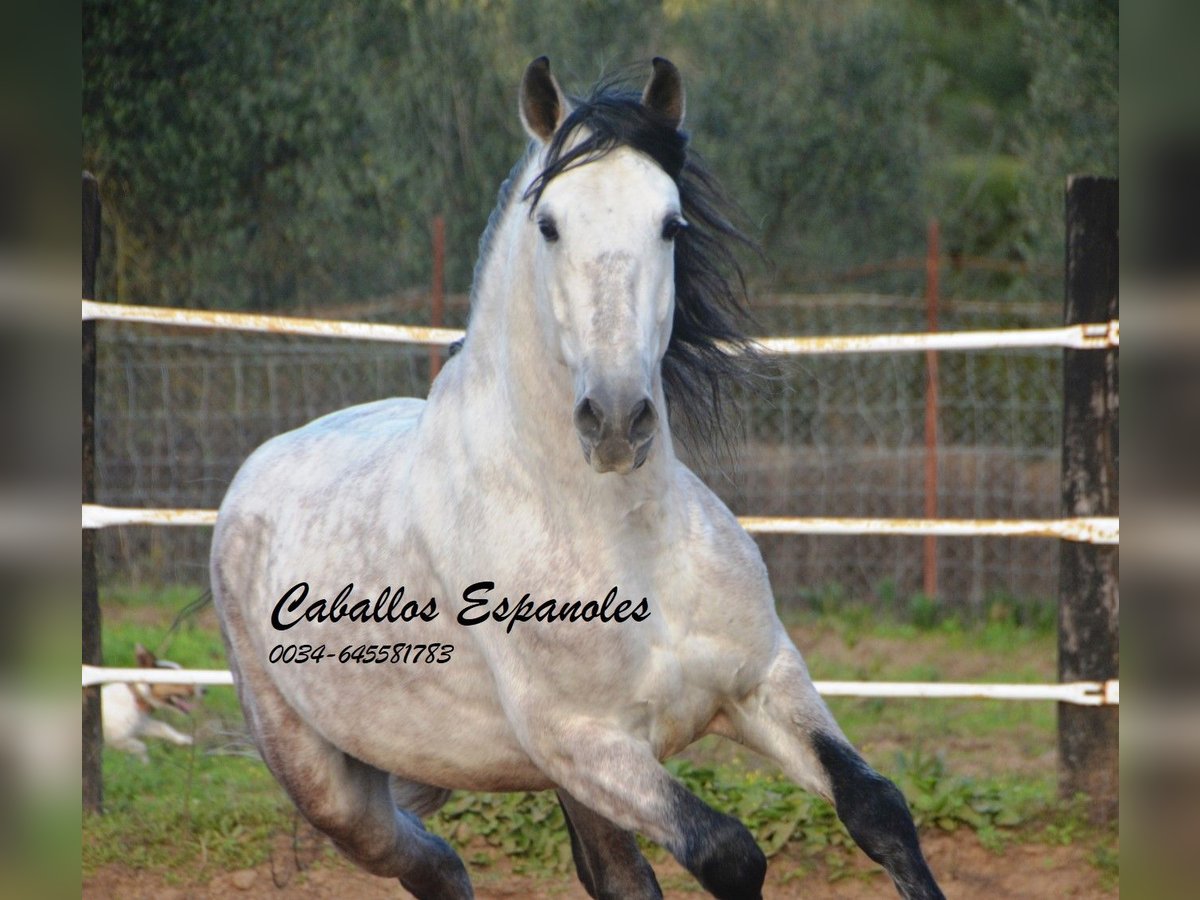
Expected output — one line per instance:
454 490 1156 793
455 199 676 508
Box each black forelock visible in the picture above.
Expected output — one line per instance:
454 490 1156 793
523 86 688 210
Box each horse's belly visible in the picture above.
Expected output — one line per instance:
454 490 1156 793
262 622 551 790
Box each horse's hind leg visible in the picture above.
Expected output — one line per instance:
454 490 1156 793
232 662 472 899
726 644 944 900
556 789 662 899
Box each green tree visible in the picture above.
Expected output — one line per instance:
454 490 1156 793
671 1 935 286
84 0 522 308
86 1 369 307
83 1 1115 311
1012 0 1118 262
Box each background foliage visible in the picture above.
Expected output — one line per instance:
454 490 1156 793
83 0 1118 310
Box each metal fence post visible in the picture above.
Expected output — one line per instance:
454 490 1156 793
923 218 940 600
1058 175 1118 822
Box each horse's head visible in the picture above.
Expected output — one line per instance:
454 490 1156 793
518 57 688 475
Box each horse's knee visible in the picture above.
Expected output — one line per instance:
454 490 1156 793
668 782 766 900
812 732 945 900
304 785 398 872
326 796 470 896
270 747 371 833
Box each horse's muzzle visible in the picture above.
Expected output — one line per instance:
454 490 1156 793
574 391 659 474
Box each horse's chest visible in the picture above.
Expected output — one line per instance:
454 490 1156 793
613 610 767 754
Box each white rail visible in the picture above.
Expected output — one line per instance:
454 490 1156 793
82 300 463 346
80 665 1118 706
84 505 218 528
738 515 1118 544
815 679 1119 706
82 504 1119 545
85 666 235 687
82 300 1118 354
755 320 1118 354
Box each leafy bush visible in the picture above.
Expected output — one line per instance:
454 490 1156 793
431 751 1051 875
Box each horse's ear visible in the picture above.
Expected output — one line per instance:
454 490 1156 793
520 56 568 143
135 644 155 667
642 57 685 130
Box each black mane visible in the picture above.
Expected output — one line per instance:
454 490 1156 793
484 73 763 458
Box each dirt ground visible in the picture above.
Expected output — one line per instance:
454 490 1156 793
85 827 1116 899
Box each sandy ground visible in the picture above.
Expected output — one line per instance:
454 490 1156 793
85 826 1117 899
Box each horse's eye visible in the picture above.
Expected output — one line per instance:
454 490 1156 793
537 216 559 243
662 216 688 241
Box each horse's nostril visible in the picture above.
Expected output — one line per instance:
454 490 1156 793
574 397 605 442
628 398 658 443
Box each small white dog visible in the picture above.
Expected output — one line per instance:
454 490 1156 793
102 644 200 762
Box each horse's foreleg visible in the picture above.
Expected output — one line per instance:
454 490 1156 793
556 788 662 900
726 645 945 900
528 723 765 900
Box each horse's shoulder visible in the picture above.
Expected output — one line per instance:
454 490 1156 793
672 465 768 577
663 465 779 650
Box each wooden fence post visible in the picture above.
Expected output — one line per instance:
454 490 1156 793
83 172 104 814
1058 175 1118 822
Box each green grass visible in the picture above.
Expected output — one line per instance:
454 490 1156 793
87 586 296 879
86 747 295 878
84 583 1115 886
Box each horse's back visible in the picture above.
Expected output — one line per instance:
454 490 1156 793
211 396 425 606
219 397 423 510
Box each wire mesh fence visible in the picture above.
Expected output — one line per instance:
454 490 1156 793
95 291 1062 614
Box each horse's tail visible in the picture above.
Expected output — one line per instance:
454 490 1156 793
154 588 214 657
